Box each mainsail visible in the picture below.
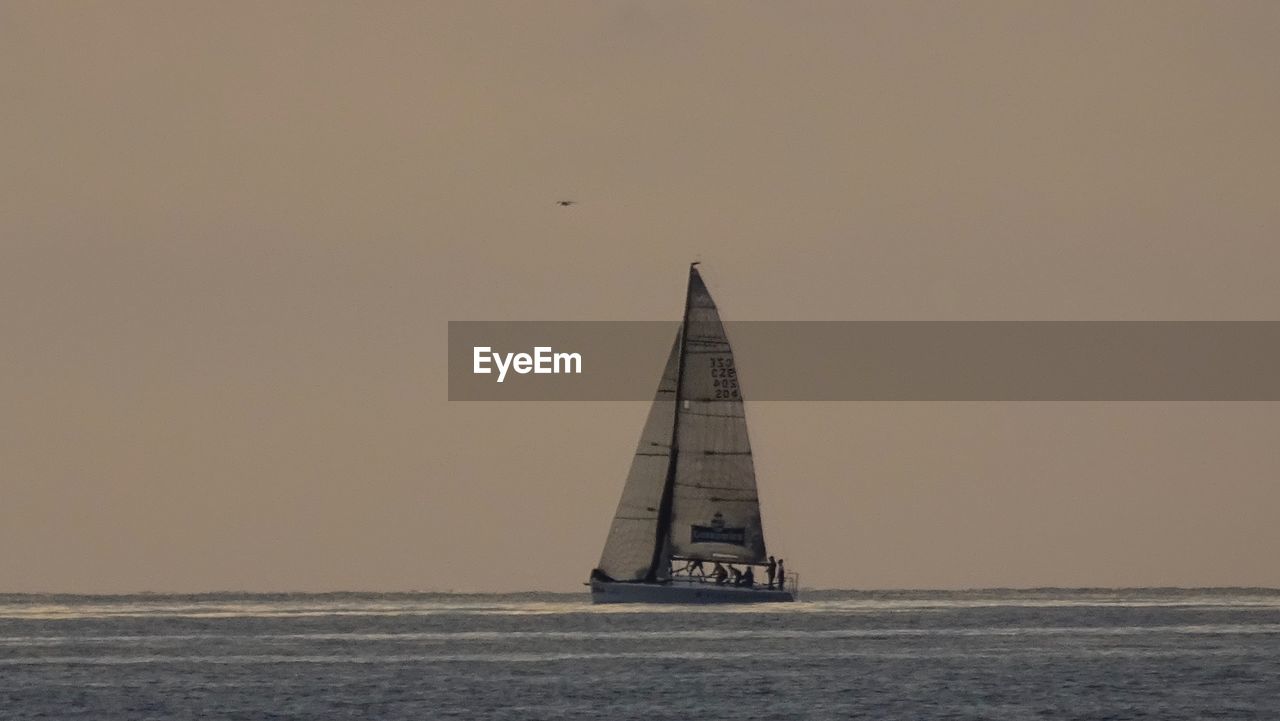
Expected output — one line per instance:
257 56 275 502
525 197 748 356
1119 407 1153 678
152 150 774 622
665 269 768 565
595 265 769 583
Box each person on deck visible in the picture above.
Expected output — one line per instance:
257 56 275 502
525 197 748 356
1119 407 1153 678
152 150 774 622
776 559 785 591
729 565 742 586
687 559 705 577
742 566 754 588
766 556 777 589
712 562 728 585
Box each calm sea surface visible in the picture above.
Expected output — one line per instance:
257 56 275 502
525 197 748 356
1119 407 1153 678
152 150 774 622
2 589 1278 720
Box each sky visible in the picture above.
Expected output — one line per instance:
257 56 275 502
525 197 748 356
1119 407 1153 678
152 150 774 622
2 1 1279 592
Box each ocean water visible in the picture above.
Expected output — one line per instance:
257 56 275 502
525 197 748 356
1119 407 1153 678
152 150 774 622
2 589 1278 720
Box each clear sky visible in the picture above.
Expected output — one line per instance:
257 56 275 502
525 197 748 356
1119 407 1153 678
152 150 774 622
3 1 1279 592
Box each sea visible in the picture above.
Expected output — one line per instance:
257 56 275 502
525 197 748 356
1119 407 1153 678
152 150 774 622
2 589 1278 720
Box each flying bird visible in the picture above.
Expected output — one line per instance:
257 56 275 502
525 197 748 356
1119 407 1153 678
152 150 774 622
556 200 576 207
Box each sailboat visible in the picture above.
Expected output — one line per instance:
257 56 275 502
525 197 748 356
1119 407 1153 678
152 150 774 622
589 264 796 603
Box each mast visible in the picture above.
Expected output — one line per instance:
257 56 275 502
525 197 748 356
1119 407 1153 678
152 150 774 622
646 262 698 582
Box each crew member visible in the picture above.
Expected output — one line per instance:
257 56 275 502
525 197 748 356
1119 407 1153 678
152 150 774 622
712 562 728 585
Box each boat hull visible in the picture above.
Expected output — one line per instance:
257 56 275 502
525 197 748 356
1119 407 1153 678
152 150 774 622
590 579 795 604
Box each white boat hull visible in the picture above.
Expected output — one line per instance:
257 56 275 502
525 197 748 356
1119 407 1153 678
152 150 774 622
590 579 795 604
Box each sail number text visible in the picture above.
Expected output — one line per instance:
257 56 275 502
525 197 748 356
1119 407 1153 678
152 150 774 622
708 357 740 399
